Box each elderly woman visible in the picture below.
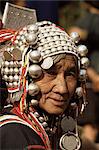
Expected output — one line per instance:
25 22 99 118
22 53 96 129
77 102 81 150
0 21 89 150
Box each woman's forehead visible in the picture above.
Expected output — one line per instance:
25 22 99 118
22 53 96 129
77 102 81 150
54 54 77 65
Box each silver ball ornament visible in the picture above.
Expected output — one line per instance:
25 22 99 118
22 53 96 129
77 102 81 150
76 87 83 98
26 33 37 45
28 83 39 96
78 45 88 57
29 64 42 78
70 32 80 43
81 57 89 68
29 50 41 63
31 99 38 106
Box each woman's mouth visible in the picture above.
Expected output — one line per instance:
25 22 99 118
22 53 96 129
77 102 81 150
48 97 66 106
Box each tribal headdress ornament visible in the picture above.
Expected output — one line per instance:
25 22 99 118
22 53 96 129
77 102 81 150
1 20 89 113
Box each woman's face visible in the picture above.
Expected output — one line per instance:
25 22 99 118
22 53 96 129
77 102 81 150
36 54 78 115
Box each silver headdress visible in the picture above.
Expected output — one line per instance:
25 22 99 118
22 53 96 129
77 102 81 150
1 20 89 112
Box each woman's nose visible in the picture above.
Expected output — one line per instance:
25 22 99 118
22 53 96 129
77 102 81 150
55 74 68 94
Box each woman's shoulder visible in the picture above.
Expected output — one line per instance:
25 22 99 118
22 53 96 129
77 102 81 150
0 114 45 149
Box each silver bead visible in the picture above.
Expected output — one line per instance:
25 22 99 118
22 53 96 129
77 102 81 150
9 61 14 67
13 82 18 87
61 41 66 45
8 82 13 87
28 24 38 33
4 75 8 81
81 57 89 68
9 68 14 74
78 45 88 57
29 64 42 78
51 47 57 52
33 112 40 118
54 36 59 40
70 32 80 43
79 69 86 80
4 67 9 74
39 117 44 123
37 46 43 51
55 41 60 45
57 46 62 51
8 75 14 82
29 50 41 63
13 75 19 81
31 99 38 106
76 87 83 98
42 122 48 128
47 37 52 41
45 50 50 54
26 33 37 44
28 83 39 96
5 61 9 67
14 68 19 74
41 38 45 43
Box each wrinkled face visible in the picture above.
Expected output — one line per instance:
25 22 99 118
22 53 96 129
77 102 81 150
36 54 78 115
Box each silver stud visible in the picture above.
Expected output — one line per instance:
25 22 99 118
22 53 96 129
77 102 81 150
13 75 19 81
33 112 40 118
8 82 13 87
28 83 39 96
51 47 57 52
79 69 87 80
28 24 38 33
57 46 62 51
29 64 42 78
45 50 50 54
31 99 38 106
5 61 9 67
9 61 14 67
54 36 59 40
14 68 19 74
55 41 60 45
39 117 44 123
13 82 18 87
9 68 13 74
78 45 88 57
76 87 83 98
70 32 80 43
29 50 41 63
8 75 14 82
81 57 89 68
61 41 66 45
4 75 8 81
26 33 37 44
4 68 9 74
42 122 48 128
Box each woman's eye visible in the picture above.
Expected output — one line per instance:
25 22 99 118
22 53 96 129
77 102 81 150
66 71 76 77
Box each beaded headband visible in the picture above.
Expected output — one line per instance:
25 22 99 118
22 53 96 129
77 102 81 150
1 21 89 111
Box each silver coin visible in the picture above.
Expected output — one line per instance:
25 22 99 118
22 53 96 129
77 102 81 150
41 57 53 69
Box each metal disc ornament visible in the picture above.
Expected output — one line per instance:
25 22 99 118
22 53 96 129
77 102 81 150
59 132 81 150
61 116 76 132
41 57 53 69
3 51 12 61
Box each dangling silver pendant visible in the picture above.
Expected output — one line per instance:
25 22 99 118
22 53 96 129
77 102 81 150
59 132 81 150
61 116 76 132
